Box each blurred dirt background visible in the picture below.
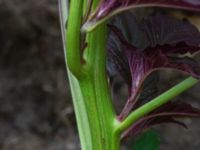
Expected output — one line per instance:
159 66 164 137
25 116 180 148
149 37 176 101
0 0 200 150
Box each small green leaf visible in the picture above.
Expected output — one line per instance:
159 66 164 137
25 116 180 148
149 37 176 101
131 130 160 150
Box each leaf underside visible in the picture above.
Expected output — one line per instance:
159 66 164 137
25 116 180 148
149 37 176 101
107 12 200 120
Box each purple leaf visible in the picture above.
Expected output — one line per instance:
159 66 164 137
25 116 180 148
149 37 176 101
84 0 200 31
141 14 200 47
107 13 200 120
122 101 200 138
107 30 131 86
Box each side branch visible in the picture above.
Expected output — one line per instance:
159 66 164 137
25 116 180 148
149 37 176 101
66 0 83 77
115 77 199 133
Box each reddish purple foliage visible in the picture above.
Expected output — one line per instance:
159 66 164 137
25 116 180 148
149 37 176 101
122 101 200 138
87 0 200 26
107 13 200 124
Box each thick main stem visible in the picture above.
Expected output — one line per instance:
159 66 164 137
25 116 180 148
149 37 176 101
77 25 117 150
81 23 120 150
61 0 118 150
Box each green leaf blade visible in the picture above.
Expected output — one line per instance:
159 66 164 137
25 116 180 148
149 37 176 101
131 130 160 150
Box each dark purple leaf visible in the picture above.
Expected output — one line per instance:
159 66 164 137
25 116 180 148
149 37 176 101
122 101 200 138
141 14 200 47
84 0 200 31
107 30 131 86
107 13 200 120
138 73 159 104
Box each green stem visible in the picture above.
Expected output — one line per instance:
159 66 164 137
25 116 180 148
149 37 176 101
116 77 199 133
80 17 118 150
61 0 118 149
60 1 199 150
68 73 93 149
59 1 93 149
66 0 83 77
